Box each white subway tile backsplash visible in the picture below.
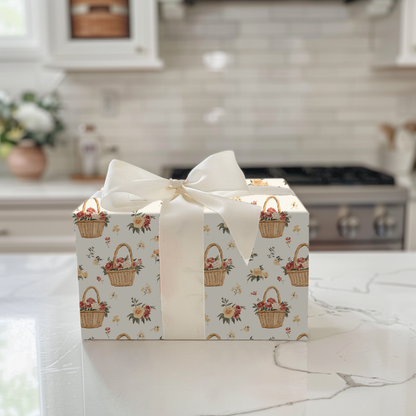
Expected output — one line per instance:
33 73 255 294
42 0 412 177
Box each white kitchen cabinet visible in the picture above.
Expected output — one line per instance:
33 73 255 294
405 201 416 250
373 0 416 68
45 0 163 71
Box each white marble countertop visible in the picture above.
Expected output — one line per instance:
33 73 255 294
0 178 102 205
0 251 415 415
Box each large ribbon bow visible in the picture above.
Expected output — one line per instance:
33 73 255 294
96 151 294 339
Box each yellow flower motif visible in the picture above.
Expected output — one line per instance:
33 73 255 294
152 235 159 242
228 331 235 339
141 283 152 295
112 315 120 323
273 258 280 266
83 271 88 278
133 216 145 229
293 225 300 233
243 326 250 332
232 197 242 202
203 225 210 233
137 241 145 249
205 292 208 299
252 267 263 277
205 315 210 322
93 258 99 266
133 306 145 319
251 179 268 186
227 241 235 249
112 225 120 233
223 306 235 319
151 249 159 258
137 332 145 339
111 292 118 299
232 283 242 295
264 272 269 279
153 326 160 332
293 315 300 323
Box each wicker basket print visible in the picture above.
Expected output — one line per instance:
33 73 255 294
259 196 285 238
288 243 309 287
107 243 136 287
296 333 308 340
204 243 227 287
206 333 221 340
80 286 106 329
77 198 106 238
257 286 286 329
116 333 131 340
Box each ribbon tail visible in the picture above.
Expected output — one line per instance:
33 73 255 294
185 188 261 265
159 195 205 340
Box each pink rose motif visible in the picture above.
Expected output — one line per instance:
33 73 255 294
222 261 228 268
86 297 96 304
286 262 294 271
145 215 151 221
251 201 257 205
145 305 151 312
116 257 125 264
97 276 101 282
205 263 213 270
267 298 277 304
277 276 282 282
267 207 276 213
105 262 112 271
235 305 241 313
295 262 303 270
266 212 273 218
100 213 106 221
85 212 92 218
280 213 286 221
265 302 273 309
260 211 266 219
257 301 265 309
116 263 123 269
86 207 96 214
206 257 215 264
132 261 138 268
99 303 106 311
227 259 232 264
79 301 85 308
76 211 84 218
251 291 257 296
280 304 287 311
286 237 291 243
105 237 110 242
143 311 150 319
297 257 305 263
105 327 110 333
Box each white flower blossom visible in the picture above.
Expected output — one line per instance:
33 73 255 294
14 102 54 133
271 303 280 310
272 212 280 219
123 260 131 269
212 260 221 269
91 213 100 220
91 302 100 310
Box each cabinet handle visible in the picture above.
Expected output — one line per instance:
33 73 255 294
0 229 9 236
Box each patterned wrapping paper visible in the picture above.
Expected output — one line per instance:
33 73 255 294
74 179 309 341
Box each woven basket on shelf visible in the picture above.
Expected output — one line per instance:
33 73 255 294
116 333 131 340
204 243 227 287
296 333 308 340
257 286 286 329
77 198 106 239
206 333 221 340
259 196 285 238
80 286 106 329
107 243 136 287
70 0 129 39
288 243 309 287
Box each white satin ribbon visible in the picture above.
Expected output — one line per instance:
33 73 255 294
94 151 294 339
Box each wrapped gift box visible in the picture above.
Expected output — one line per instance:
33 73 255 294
74 171 309 341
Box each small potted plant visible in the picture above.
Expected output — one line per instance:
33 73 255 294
0 90 64 180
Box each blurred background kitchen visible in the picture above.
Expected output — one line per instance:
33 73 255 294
1 0 416 253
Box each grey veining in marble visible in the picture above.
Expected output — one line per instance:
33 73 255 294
0 252 415 415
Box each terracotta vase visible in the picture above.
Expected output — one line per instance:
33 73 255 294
7 142 47 180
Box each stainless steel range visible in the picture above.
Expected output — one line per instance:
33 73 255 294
164 166 408 251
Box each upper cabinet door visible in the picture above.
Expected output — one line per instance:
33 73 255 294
45 0 163 71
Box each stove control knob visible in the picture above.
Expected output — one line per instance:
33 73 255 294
374 205 396 237
309 217 319 239
337 212 360 238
